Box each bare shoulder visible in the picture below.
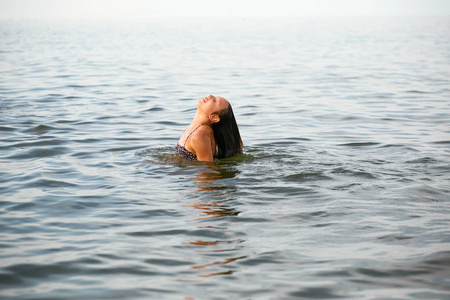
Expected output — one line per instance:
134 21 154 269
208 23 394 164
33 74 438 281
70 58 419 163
189 125 214 161
191 125 213 140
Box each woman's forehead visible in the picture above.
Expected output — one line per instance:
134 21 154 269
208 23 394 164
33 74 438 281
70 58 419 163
218 97 229 107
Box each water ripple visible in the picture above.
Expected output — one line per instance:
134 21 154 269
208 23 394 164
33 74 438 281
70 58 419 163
1 17 449 300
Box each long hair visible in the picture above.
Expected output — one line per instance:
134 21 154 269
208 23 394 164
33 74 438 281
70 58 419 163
211 103 243 159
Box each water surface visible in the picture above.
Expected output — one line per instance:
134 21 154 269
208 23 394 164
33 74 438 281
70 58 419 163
1 17 450 299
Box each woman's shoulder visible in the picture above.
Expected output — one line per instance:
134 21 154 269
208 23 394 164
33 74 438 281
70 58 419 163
190 125 213 140
198 124 213 132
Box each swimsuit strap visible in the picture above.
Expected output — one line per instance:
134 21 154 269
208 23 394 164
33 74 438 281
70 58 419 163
183 124 204 147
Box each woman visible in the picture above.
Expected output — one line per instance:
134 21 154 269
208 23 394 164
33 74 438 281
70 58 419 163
177 95 242 162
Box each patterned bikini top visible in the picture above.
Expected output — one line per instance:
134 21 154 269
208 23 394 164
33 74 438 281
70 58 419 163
176 124 204 161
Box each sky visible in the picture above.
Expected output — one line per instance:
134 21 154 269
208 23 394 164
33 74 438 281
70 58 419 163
0 0 449 20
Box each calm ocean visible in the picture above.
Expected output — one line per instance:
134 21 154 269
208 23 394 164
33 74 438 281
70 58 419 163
1 17 449 299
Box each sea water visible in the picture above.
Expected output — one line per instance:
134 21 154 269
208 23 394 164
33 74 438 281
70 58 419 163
1 17 449 299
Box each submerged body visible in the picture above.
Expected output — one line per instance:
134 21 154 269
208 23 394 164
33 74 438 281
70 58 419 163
177 95 242 162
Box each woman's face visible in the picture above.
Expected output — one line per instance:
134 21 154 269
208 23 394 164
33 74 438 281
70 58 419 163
198 95 229 116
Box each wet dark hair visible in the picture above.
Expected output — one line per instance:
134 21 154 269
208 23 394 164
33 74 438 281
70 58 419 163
211 103 243 159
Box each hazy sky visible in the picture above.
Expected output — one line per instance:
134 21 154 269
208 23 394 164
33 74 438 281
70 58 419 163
1 0 449 19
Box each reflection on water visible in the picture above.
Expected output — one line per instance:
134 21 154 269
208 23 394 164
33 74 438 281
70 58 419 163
194 256 247 278
183 164 246 280
186 198 239 221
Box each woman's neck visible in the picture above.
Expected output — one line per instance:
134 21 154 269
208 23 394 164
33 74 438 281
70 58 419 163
191 110 211 127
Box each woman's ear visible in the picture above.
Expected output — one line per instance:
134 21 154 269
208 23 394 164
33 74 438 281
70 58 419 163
209 113 220 123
